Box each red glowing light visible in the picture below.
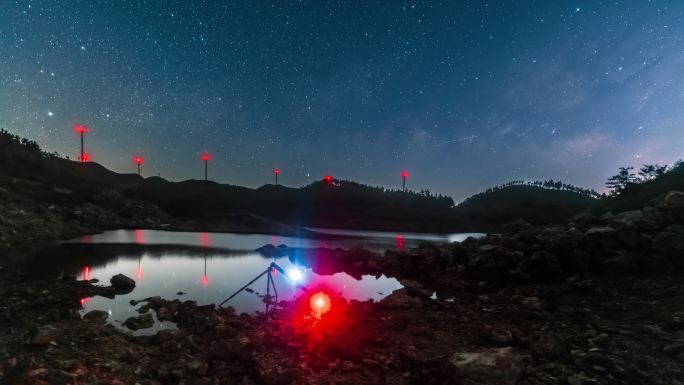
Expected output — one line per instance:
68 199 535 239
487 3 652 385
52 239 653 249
74 125 89 134
396 235 405 251
134 229 146 244
401 170 409 178
79 153 91 162
82 266 91 281
80 297 91 306
133 156 144 165
136 266 143 279
201 152 211 161
324 175 333 184
274 168 281 174
309 292 332 316
199 232 213 247
202 275 209 286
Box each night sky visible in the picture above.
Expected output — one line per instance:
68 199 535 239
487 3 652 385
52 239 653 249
2 1 683 201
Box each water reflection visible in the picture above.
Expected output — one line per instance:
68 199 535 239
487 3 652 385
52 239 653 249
396 235 405 251
0 229 484 335
67 228 484 252
82 265 91 281
201 253 209 287
136 255 143 280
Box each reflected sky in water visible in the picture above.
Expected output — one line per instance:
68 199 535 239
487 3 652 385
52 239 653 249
80 250 402 335
71 228 484 252
6 229 483 335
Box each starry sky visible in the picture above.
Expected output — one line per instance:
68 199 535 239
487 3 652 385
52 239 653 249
1 1 683 201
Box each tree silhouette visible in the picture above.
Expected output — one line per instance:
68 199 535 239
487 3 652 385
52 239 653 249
638 164 668 180
606 166 639 194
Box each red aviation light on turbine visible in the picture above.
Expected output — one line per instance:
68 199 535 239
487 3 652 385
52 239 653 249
324 175 333 184
201 152 211 161
133 156 144 165
74 125 89 134
401 170 409 178
274 168 281 175
80 153 91 162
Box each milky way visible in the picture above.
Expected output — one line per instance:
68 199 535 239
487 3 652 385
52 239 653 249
1 1 683 200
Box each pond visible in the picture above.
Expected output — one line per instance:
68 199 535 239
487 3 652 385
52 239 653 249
2 228 483 334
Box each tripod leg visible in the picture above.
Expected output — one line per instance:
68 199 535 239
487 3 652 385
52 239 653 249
219 269 269 308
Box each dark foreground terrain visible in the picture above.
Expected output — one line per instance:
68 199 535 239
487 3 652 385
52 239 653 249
2 191 684 384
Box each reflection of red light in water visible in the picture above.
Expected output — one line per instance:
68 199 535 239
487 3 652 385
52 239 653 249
80 297 91 306
82 266 91 281
80 235 93 243
134 229 146 244
199 232 212 248
201 276 209 286
309 292 331 316
396 235 405 251
137 265 143 279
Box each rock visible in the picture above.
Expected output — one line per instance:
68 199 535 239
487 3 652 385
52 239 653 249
585 226 621 248
617 226 640 248
123 313 154 331
379 288 422 308
521 297 544 311
399 279 433 298
82 310 109 322
451 347 527 385
110 274 136 293
653 225 684 251
663 342 684 356
29 326 59 346
486 328 514 346
586 226 617 236
530 332 571 361
658 191 684 209
501 219 533 233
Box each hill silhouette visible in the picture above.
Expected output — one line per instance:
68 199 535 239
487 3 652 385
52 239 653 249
456 184 598 227
0 129 608 236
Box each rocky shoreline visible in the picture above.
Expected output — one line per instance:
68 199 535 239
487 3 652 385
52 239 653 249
2 192 684 384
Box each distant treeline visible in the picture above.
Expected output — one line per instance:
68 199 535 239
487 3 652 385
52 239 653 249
606 161 684 195
460 179 603 205
0 129 64 159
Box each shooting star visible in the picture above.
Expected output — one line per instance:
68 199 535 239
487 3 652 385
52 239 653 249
438 135 478 145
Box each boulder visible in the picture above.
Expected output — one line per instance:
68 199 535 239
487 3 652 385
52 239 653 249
110 274 136 293
378 288 422 308
399 279 433 298
82 310 109 322
123 313 155 331
658 191 684 210
501 219 533 234
653 224 684 251
586 226 617 236
521 296 544 311
451 347 528 385
530 332 571 361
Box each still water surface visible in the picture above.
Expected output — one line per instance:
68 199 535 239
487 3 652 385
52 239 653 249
5 228 483 334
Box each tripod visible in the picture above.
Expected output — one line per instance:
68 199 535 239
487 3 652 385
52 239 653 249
218 262 289 314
